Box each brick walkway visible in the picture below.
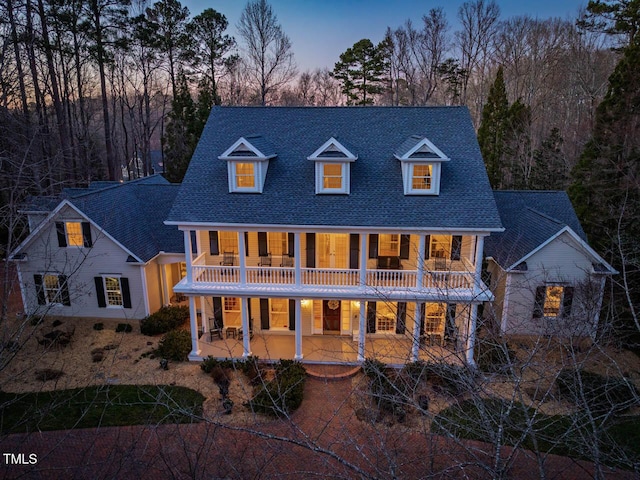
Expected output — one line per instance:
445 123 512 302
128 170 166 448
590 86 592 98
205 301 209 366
0 376 633 480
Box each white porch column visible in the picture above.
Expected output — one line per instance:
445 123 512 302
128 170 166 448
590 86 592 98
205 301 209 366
466 305 478 365
294 233 302 287
241 297 252 357
411 302 422 362
359 234 367 287
294 299 303 360
195 230 202 256
184 230 193 283
238 231 247 285
474 236 485 295
188 296 201 360
358 300 366 361
417 235 426 289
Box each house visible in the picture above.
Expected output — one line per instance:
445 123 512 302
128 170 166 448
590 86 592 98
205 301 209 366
165 106 504 365
10 175 185 320
483 191 616 338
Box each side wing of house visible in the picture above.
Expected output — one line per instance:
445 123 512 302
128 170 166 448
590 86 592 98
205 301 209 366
496 230 608 337
14 203 151 320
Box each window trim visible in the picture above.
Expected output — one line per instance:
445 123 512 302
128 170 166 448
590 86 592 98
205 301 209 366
410 164 433 192
315 161 350 194
269 298 290 331
95 275 132 309
56 221 92 248
379 234 401 256
104 276 124 308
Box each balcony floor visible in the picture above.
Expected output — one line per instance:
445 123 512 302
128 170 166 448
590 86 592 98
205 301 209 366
193 332 464 366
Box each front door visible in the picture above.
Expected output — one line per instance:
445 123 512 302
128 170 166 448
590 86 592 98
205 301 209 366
323 300 341 332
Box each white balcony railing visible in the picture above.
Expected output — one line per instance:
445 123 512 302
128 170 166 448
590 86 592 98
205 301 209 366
191 265 475 291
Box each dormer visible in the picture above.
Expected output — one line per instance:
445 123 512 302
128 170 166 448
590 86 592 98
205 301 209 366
219 136 276 193
395 135 450 195
307 137 357 194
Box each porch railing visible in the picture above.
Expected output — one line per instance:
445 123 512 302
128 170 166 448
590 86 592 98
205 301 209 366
192 265 475 291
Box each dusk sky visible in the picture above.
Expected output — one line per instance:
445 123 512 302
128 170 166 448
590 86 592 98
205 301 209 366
182 0 587 71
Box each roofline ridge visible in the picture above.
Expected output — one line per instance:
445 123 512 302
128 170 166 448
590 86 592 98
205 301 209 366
525 206 565 226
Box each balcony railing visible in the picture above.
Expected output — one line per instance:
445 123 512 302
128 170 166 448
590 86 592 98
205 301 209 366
191 265 474 291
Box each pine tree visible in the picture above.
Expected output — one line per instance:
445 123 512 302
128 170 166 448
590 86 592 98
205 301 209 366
163 72 197 183
530 128 569 190
332 39 388 106
477 66 509 189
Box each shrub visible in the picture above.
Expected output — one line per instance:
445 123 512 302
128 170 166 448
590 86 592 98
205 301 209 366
29 316 44 326
156 330 191 361
402 360 429 383
140 306 189 336
556 369 639 416
425 362 472 397
247 360 306 417
200 356 235 374
35 369 64 381
241 356 265 386
52 319 62 328
474 337 516 374
116 323 132 333
93 323 104 331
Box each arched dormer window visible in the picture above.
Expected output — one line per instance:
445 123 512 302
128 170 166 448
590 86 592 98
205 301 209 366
395 135 449 195
219 136 276 193
307 137 357 194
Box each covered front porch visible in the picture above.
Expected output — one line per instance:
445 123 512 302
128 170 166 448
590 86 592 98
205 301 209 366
193 331 464 367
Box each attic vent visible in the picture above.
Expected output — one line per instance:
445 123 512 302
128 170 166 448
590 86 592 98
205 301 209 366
409 144 439 159
228 143 258 157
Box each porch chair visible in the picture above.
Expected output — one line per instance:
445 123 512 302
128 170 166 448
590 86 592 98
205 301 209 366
422 316 445 346
258 253 272 267
280 255 294 268
208 317 223 341
434 257 447 271
220 251 235 266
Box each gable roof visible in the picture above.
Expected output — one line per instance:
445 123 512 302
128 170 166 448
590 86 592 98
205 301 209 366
16 175 184 263
167 106 502 231
485 191 614 273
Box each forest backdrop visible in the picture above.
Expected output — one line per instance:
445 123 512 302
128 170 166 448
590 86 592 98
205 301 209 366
0 0 638 342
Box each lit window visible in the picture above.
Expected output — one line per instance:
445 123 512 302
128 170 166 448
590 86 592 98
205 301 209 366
430 235 450 258
65 222 84 246
379 234 400 256
412 164 432 190
44 275 61 304
270 298 289 329
323 164 343 189
219 232 238 254
235 163 255 188
425 303 445 334
376 302 396 332
105 277 123 306
543 286 563 317
268 232 288 256
223 297 241 327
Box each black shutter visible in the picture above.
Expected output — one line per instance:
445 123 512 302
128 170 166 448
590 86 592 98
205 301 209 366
213 297 224 329
446 304 457 339
190 231 197 255
418 303 425 335
400 235 410 259
209 231 219 255
82 222 92 247
349 234 359 269
244 232 249 256
396 302 407 334
258 232 268 256
121 278 132 308
289 299 295 330
95 277 106 308
306 233 315 268
366 301 377 333
288 233 295 257
34 274 46 305
562 287 574 318
247 299 253 330
451 235 462 261
368 234 378 259
533 286 545 318
260 298 270 330
424 235 431 260
55 222 67 247
58 275 71 306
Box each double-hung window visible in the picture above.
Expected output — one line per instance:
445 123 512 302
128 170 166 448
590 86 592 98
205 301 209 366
533 285 574 319
95 275 132 309
379 234 400 256
34 273 71 306
56 221 92 248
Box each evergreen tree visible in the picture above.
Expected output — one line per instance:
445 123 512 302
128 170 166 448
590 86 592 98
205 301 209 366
163 72 197 183
477 66 509 188
569 40 640 335
530 128 569 190
332 39 388 106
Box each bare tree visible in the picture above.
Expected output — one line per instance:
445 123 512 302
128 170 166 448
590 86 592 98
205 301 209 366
237 0 296 106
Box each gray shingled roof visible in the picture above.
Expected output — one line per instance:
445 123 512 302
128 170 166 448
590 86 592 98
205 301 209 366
167 106 502 231
485 191 587 269
24 176 183 262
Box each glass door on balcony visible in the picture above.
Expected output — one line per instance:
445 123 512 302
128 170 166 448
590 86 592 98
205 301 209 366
317 233 348 269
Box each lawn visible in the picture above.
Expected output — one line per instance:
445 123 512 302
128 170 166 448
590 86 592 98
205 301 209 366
0 385 205 434
432 398 640 469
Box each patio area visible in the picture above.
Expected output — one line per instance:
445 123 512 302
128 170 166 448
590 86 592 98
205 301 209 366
195 333 463 366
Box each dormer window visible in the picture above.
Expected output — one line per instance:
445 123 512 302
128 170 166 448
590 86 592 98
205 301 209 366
219 136 276 193
308 137 357 195
395 135 449 195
